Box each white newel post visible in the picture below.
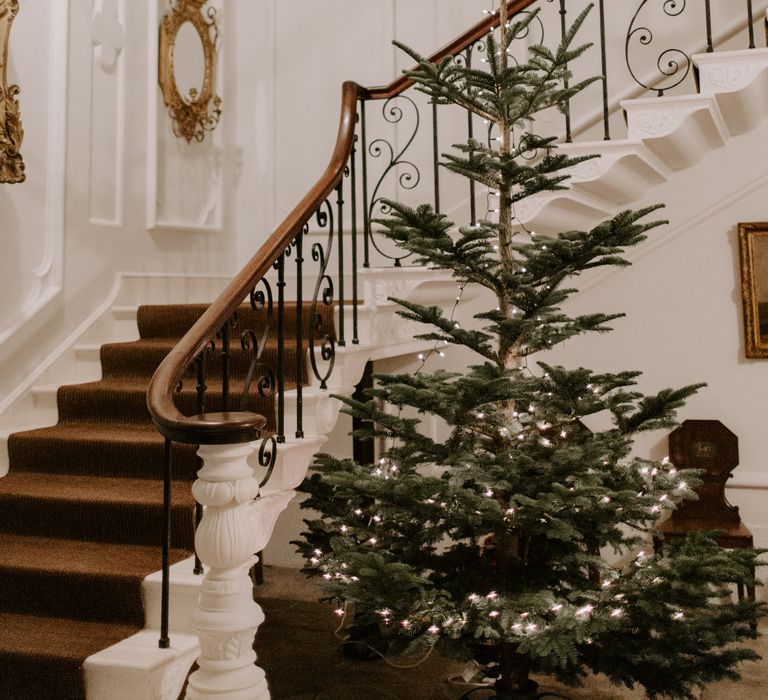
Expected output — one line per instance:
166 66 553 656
186 443 294 700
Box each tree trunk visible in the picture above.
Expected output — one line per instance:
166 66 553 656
494 643 539 700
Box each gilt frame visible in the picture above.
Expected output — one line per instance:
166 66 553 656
737 222 768 358
158 0 221 144
0 0 24 183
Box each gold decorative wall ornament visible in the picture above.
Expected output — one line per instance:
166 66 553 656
0 0 24 183
738 222 768 358
158 0 221 144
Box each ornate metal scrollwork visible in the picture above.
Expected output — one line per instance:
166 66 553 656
257 436 278 488
158 0 222 143
240 278 275 408
0 0 24 183
626 0 691 96
367 95 421 265
308 201 336 390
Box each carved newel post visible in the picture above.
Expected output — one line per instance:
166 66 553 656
186 443 293 700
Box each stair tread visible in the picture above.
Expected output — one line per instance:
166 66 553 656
0 532 190 575
0 611 139 658
0 471 195 505
11 421 167 442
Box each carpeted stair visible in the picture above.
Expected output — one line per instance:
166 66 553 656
0 302 327 700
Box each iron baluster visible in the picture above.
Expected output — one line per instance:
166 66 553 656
295 230 304 439
193 355 205 576
159 437 172 649
336 181 346 347
747 0 755 49
195 353 206 414
276 254 286 443
705 0 713 52
193 503 203 575
465 48 477 226
360 100 371 268
598 0 610 140
220 320 230 412
625 1 691 97
367 96 420 267
432 100 440 212
558 0 572 142
351 130 360 345
309 201 337 390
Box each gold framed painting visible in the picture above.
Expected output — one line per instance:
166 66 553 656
738 222 768 358
0 0 24 183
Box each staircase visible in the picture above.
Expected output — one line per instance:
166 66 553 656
0 267 452 700
1 3 768 699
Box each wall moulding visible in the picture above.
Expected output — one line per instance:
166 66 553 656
0 0 24 183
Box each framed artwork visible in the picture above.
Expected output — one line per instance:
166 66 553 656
0 0 24 183
737 222 768 358
158 0 221 143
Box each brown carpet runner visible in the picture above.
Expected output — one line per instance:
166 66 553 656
0 303 327 700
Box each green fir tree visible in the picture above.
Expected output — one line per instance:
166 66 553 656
295 6 763 699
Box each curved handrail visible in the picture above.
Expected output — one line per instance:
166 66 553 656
146 1 532 445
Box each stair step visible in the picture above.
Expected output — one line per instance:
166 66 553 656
6 423 200 480
0 611 141 700
83 628 199 700
559 140 671 204
0 533 190 625
623 94 728 170
0 472 195 547
694 48 768 136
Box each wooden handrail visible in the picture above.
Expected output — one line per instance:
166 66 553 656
147 1 533 445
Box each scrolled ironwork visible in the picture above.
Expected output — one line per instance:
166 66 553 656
308 200 336 390
366 95 421 265
626 0 692 96
257 436 278 488
240 279 275 408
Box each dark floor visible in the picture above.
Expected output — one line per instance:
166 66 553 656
253 567 768 700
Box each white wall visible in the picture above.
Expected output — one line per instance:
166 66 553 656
0 0 237 407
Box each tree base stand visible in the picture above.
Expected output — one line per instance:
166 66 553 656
494 680 539 700
460 680 540 700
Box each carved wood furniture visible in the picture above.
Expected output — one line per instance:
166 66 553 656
655 420 756 625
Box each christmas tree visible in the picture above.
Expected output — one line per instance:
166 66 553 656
295 6 763 699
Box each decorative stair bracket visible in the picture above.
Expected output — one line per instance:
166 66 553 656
187 442 292 700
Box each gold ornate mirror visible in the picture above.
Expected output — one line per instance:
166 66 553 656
737 222 768 358
0 0 24 183
158 0 221 143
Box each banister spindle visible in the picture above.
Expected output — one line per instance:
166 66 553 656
598 0 610 140
705 0 713 52
295 232 304 439
746 0 755 49
432 100 441 211
158 437 172 649
360 100 371 268
558 0 572 143
465 48 477 225
220 321 230 412
276 255 286 443
350 130 360 345
336 180 346 347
